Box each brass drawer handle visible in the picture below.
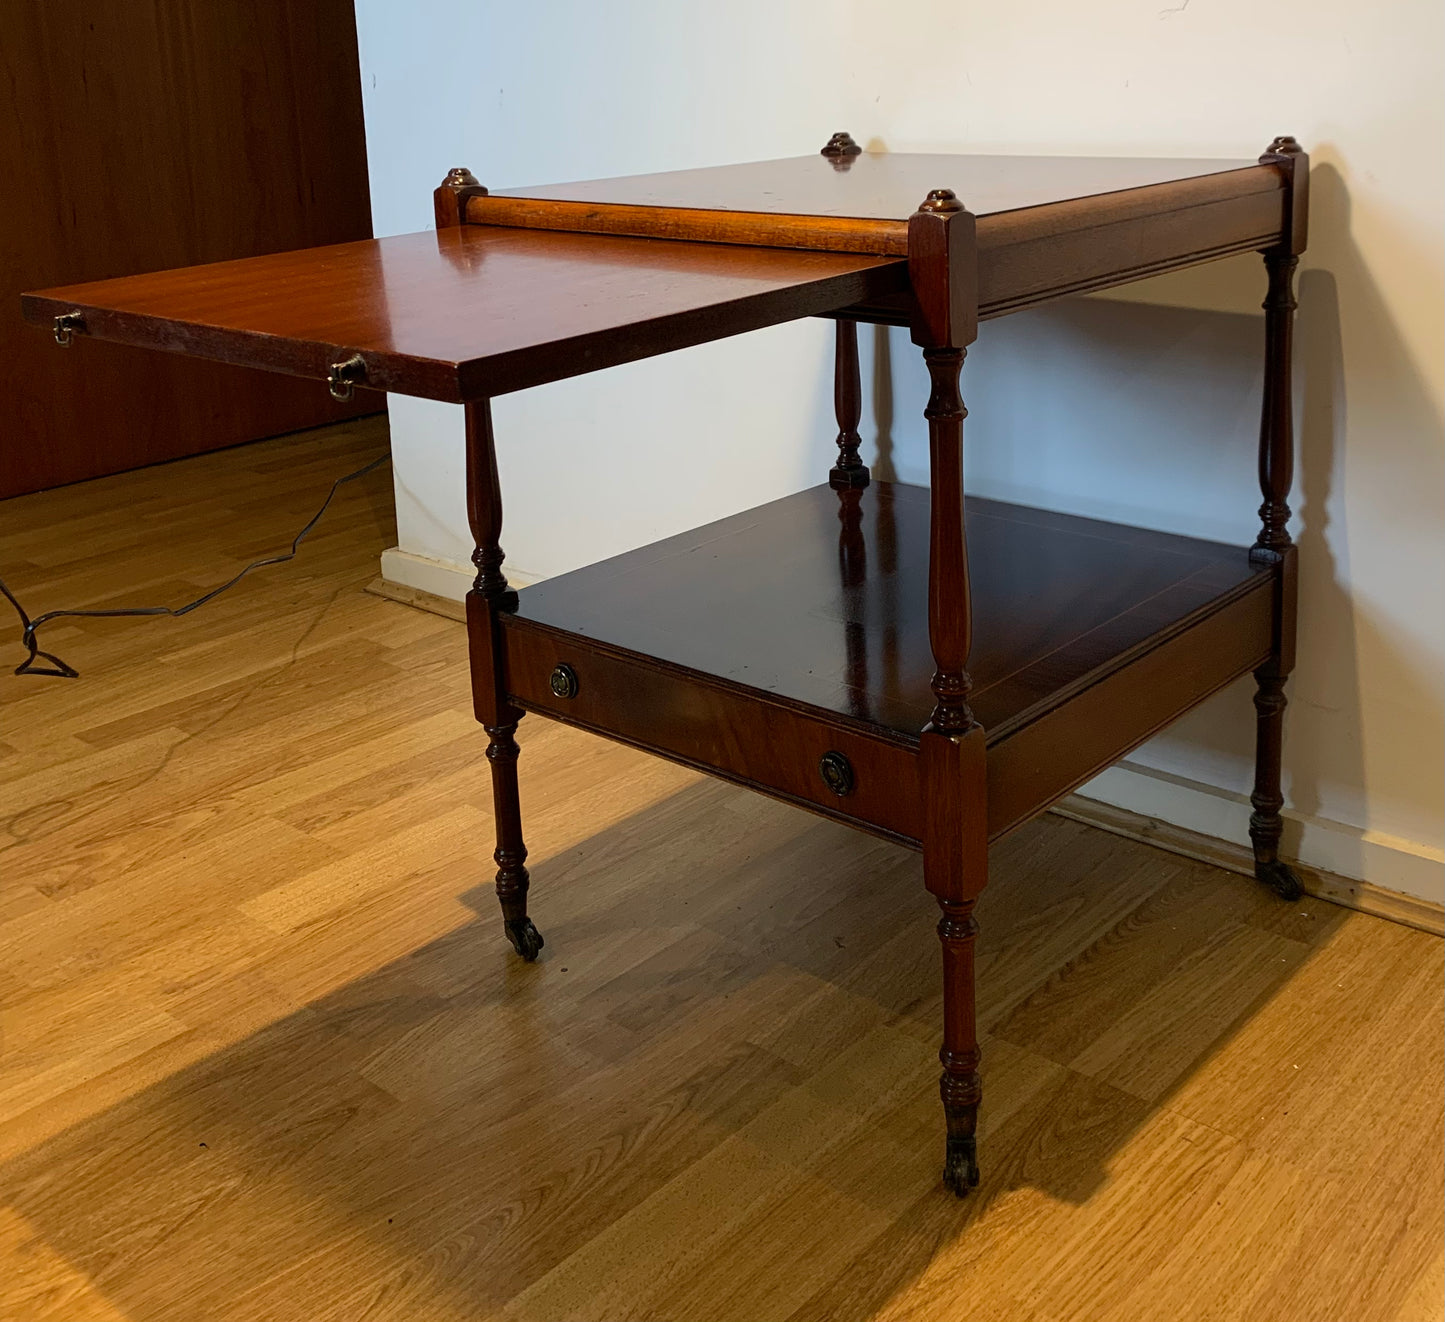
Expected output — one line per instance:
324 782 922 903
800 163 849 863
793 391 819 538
819 751 854 796
549 663 579 700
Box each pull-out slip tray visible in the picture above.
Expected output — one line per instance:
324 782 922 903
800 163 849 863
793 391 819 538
21 225 908 401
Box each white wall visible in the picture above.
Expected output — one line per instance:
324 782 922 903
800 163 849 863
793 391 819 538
355 0 1444 904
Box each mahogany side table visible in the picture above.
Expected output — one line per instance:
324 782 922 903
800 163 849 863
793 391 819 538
22 133 1308 1195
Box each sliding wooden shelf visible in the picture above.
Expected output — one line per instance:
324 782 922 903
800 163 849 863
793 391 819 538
21 133 1310 1199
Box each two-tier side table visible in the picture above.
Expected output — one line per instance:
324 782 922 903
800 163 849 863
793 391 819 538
22 133 1309 1194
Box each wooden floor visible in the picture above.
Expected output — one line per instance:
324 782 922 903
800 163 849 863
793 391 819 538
0 419 1440 1322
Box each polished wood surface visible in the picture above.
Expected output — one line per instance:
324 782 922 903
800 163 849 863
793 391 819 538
471 196 912 255
504 618 925 842
470 154 1287 318
0 0 373 498
510 482 1271 743
21 152 1288 404
493 151 1264 221
1 424 1439 1322
23 227 907 404
829 321 869 488
500 482 1272 847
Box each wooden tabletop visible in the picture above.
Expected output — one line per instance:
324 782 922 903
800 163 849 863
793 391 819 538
495 152 1262 222
22 226 907 403
21 150 1290 399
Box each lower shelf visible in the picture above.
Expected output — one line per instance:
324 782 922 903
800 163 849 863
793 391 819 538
498 481 1275 844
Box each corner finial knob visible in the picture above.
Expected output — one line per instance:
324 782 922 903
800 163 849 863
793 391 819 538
918 187 965 214
1261 135 1302 159
442 166 484 190
820 131 862 158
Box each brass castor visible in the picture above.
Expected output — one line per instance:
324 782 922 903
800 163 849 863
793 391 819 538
942 1135 980 1197
1257 859 1304 901
504 916 544 961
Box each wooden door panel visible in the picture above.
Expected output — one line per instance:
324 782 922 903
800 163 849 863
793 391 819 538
0 0 376 498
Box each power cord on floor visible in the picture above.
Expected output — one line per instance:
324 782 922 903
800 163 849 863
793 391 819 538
0 452 391 679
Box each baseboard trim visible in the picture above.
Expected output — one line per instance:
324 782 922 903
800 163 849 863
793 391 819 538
1053 794 1444 936
373 546 543 621
367 575 466 622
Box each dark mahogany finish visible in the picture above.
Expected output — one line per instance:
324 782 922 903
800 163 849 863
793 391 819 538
503 482 1273 828
19 143 1307 1199
461 400 541 960
1247 135 1309 902
22 229 908 404
434 166 488 230
820 131 863 159
487 152 1267 229
829 319 868 488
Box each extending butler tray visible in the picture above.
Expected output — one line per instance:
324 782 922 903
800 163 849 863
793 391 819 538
21 132 1310 1196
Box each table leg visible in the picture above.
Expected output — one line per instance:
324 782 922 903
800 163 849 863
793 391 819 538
829 318 869 489
918 328 988 1195
465 398 543 958
1248 241 1304 902
937 895 982 1194
486 719 542 960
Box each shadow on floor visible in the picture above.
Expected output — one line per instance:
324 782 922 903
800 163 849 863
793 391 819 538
0 769 1368 1322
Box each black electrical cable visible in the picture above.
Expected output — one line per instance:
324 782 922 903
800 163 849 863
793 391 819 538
0 452 390 680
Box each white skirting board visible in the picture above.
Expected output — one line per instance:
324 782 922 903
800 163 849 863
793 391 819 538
374 546 1445 937
378 546 540 604
1057 785 1439 942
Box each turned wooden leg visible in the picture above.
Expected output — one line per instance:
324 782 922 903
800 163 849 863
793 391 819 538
1246 141 1306 903
463 398 542 958
937 896 982 1194
485 718 542 960
915 309 987 1196
829 318 869 489
1249 664 1302 900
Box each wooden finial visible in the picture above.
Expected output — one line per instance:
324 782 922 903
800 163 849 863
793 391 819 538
820 131 862 157
918 187 965 215
434 166 489 229
443 166 482 188
1260 135 1302 160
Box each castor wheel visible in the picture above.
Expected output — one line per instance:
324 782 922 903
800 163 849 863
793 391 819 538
942 1135 980 1197
504 916 544 961
1256 859 1304 902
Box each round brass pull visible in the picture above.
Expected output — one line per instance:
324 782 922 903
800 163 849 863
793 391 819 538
819 750 855 796
549 663 579 700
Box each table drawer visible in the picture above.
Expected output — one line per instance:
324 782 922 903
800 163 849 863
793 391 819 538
502 619 923 843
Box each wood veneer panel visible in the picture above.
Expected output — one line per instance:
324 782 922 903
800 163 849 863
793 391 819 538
985 586 1274 839
23 228 908 403
502 620 924 844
